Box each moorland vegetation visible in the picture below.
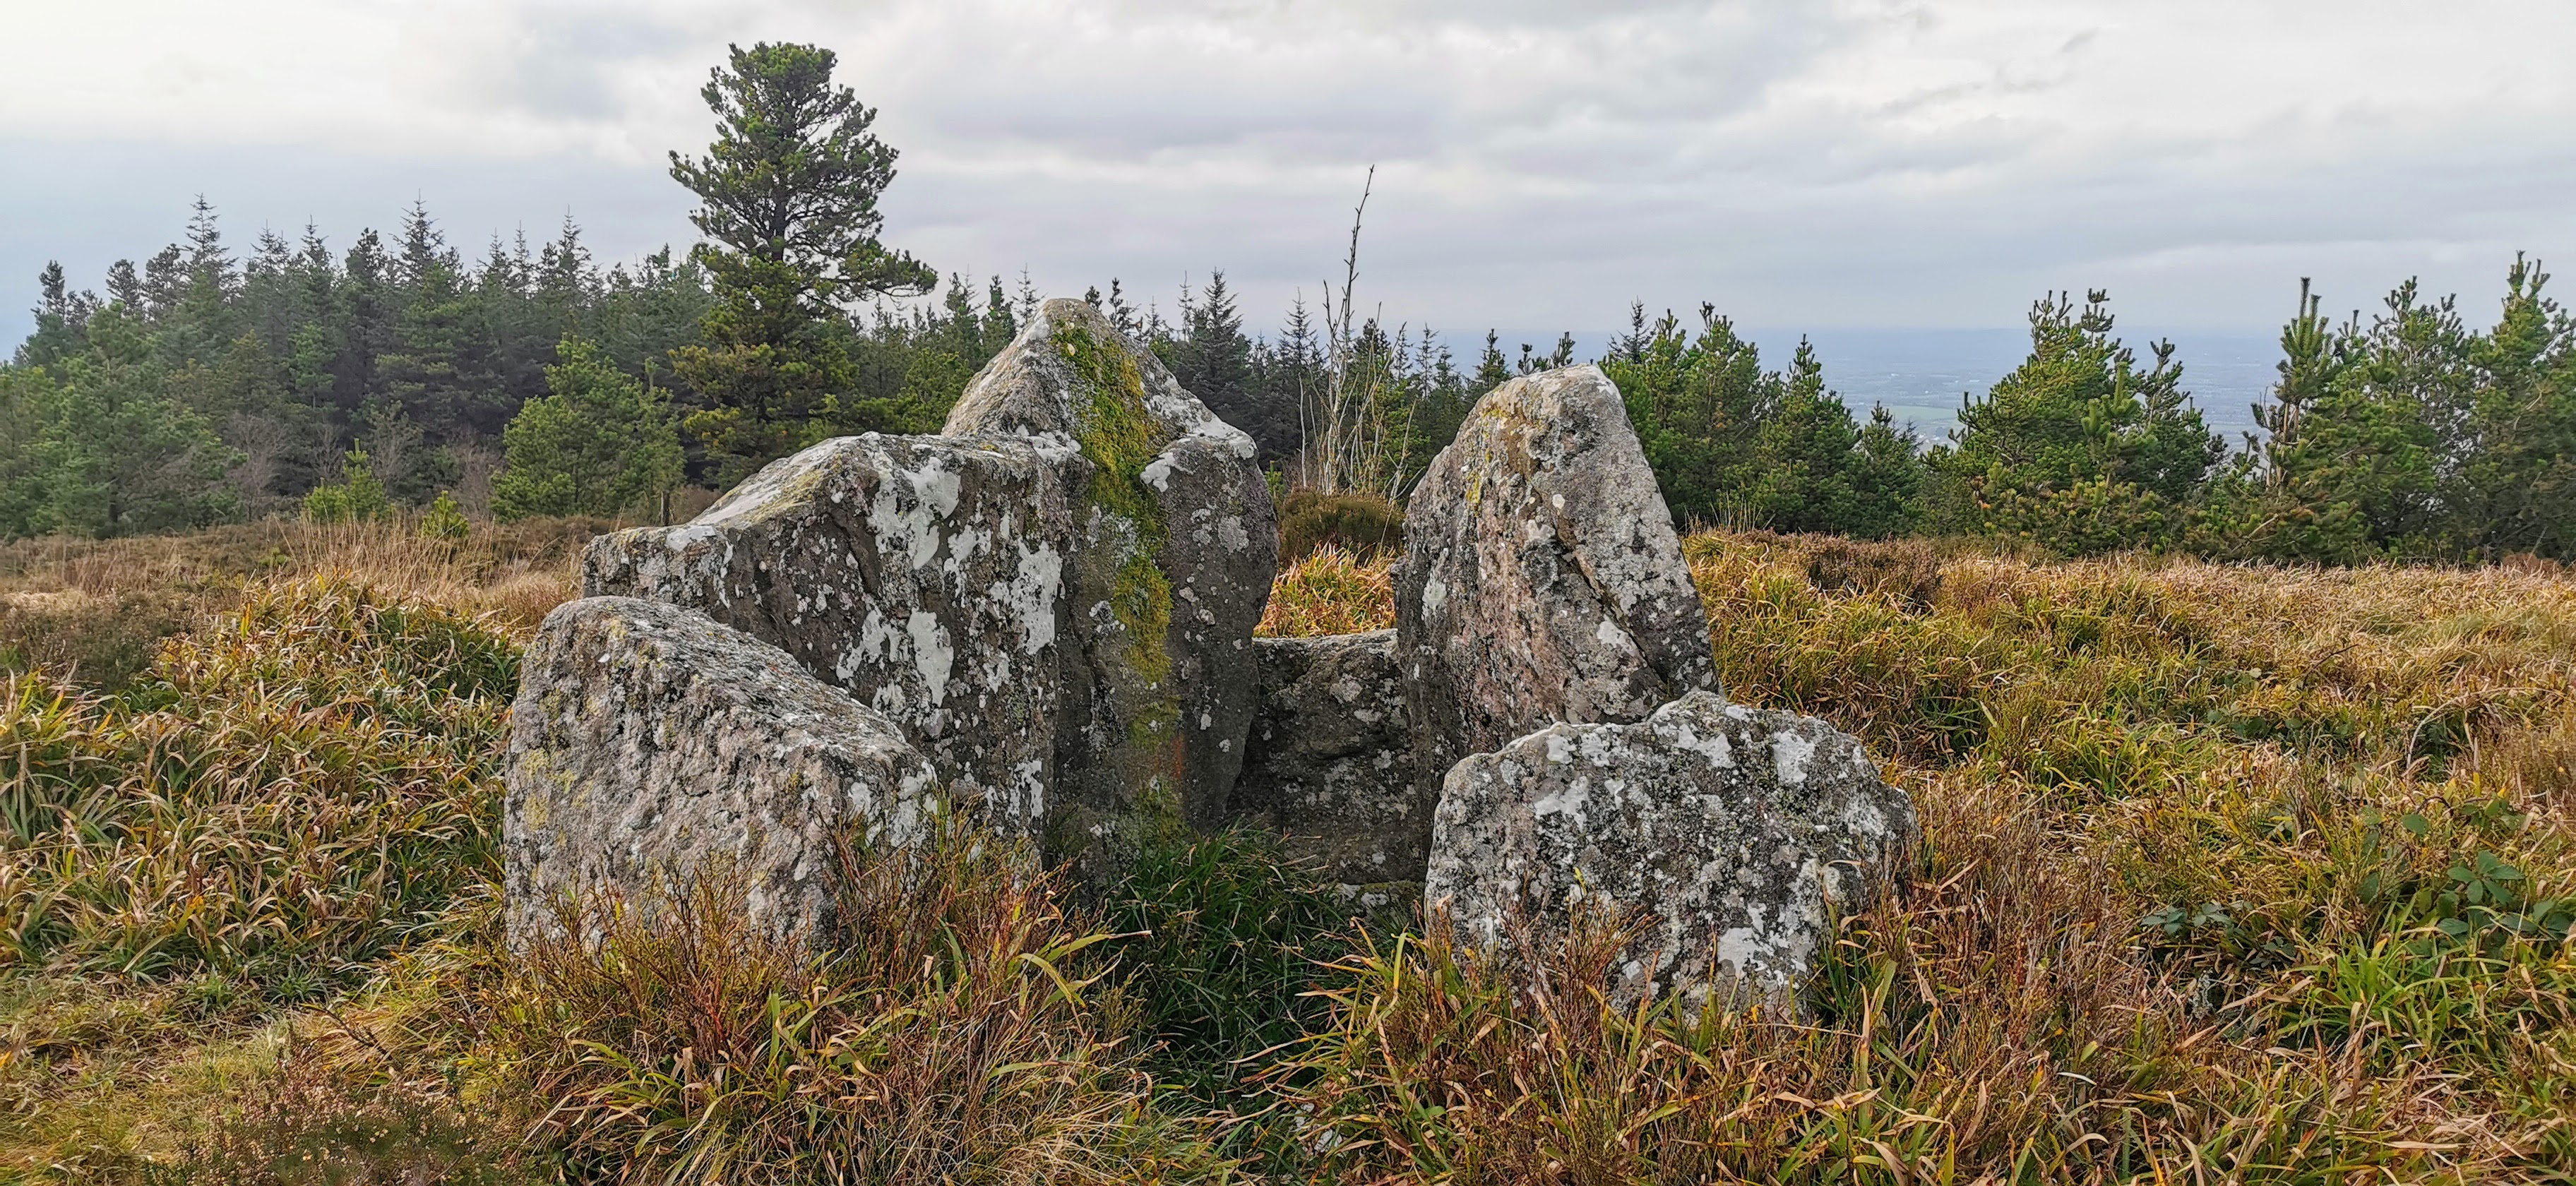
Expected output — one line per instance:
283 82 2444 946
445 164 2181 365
1 37 2572 1185
1 522 2570 1180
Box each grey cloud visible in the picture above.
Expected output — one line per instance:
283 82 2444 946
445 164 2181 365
483 8 704 121
6 0 2576 350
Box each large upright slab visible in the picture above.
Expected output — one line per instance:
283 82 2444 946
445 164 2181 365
585 434 1074 833
946 298 1277 877
1425 690 1919 1010
1395 364 1718 791
506 597 939 950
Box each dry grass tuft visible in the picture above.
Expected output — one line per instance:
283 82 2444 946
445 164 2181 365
1801 534 1945 610
0 516 592 690
470 818 1229 1184
1258 544 1396 638
1277 489 1405 565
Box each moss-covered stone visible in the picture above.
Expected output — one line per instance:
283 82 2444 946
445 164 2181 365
1052 321 1179 686
948 299 1280 884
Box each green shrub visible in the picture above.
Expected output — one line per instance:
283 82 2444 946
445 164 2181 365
302 447 390 525
491 336 684 522
419 491 472 542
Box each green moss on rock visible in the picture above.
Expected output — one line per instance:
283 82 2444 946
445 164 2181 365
1053 322 1179 684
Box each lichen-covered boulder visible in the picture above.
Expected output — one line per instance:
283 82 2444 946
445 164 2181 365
1395 364 1718 789
946 298 1276 877
583 434 1073 834
1424 690 1918 1010
1233 630 1424 885
505 597 940 951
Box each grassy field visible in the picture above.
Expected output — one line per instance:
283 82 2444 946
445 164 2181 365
1 520 2570 1182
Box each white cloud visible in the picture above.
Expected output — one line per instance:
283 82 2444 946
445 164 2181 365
6 0 2575 340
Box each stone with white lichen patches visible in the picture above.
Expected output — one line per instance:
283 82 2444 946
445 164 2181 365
1424 690 1918 1011
582 433 1075 836
946 298 1276 880
1395 364 1720 815
504 597 941 952
1234 630 1426 884
569 301 1274 887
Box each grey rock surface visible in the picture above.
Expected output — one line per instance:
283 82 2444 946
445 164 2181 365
1424 690 1919 1010
1395 364 1718 791
505 597 939 950
1233 630 1425 884
583 434 1074 834
947 298 1276 877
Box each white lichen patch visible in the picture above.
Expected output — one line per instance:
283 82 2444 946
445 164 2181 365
1424 690 1918 1012
581 435 1078 845
906 611 954 705
1771 729 1818 786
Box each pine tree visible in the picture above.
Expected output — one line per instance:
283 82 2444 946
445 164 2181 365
24 305 237 535
140 244 186 325
980 275 1017 353
1844 405 1926 539
0 366 52 537
18 262 93 369
1262 297 1328 471
2222 280 2427 561
2231 263 2576 563
161 196 240 366
2457 255 2576 558
1746 340 1866 534
1472 329 1511 395
1170 272 1282 457
338 229 396 418
1601 306 1770 527
536 214 596 347
104 259 143 312
494 337 685 521
668 42 935 480
380 208 490 442
1602 306 1921 536
1925 289 2222 554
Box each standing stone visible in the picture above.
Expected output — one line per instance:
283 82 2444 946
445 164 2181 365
1233 630 1424 885
506 597 940 951
584 434 1075 834
1424 690 1919 1010
1395 364 1718 793
946 298 1277 877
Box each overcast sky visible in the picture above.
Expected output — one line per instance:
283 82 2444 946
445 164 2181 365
7 0 2575 353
